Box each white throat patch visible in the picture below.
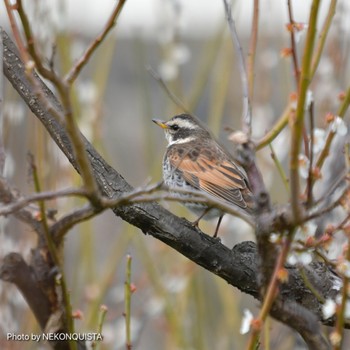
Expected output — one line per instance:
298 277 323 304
167 135 196 145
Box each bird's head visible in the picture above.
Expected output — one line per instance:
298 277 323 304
152 114 209 145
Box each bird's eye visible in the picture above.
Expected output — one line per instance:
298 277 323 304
171 124 179 131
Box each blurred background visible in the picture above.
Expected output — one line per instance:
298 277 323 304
1 0 350 349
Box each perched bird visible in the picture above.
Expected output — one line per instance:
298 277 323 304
153 113 255 237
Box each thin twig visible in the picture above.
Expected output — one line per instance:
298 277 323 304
302 183 350 223
5 1 64 125
124 255 132 350
100 182 255 227
91 305 108 350
17 0 58 82
310 0 337 79
287 0 301 86
65 0 127 85
299 266 325 303
4 0 30 63
133 192 254 226
306 101 315 207
289 0 321 222
246 230 295 349
146 66 190 113
0 187 87 215
28 155 76 344
269 144 289 191
287 0 310 160
316 86 350 171
14 0 101 200
247 0 259 103
51 204 103 244
222 0 252 135
313 171 349 207
335 212 350 231
314 249 337 268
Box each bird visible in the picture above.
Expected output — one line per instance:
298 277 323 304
152 113 255 237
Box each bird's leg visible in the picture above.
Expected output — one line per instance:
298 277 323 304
213 214 224 238
191 208 211 228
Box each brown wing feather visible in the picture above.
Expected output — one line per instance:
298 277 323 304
169 147 251 209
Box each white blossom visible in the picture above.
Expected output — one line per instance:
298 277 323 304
322 299 336 319
294 24 308 43
306 90 314 109
312 128 326 154
298 251 313 265
269 233 280 243
334 294 350 319
287 253 298 266
337 260 350 278
240 309 253 335
298 154 310 179
287 251 313 266
295 222 317 241
330 116 348 136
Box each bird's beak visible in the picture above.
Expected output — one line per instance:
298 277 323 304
152 119 168 129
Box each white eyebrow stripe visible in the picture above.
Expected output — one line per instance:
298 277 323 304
168 119 199 130
167 136 196 145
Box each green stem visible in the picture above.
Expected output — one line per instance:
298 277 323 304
299 267 325 303
30 155 76 349
247 0 259 103
124 255 132 350
290 0 321 222
310 0 337 79
92 305 108 350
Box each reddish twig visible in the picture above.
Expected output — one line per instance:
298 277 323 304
65 0 127 85
246 231 295 349
4 0 30 64
287 0 301 85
